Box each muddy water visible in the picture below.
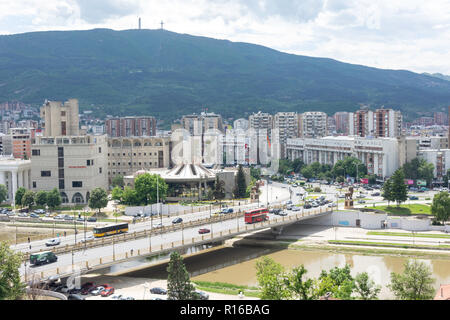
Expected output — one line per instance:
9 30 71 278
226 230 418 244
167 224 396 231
121 244 450 299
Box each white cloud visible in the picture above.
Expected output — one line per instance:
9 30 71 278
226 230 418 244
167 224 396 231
0 0 449 74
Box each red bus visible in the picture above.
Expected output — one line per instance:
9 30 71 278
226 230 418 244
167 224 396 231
245 208 269 224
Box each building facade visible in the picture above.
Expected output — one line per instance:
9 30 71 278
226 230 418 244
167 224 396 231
182 112 224 135
298 112 328 138
31 135 108 204
105 116 157 137
40 99 80 137
286 136 399 178
0 156 32 205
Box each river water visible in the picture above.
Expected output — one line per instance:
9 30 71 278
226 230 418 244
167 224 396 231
114 242 450 299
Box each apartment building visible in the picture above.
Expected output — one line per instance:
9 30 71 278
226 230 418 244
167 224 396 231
30 135 108 204
105 116 157 137
273 112 299 157
374 108 402 138
10 128 35 160
182 112 224 135
40 99 80 137
249 111 273 132
418 149 450 180
298 112 328 138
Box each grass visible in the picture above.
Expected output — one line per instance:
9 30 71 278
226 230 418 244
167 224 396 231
328 240 450 250
192 281 261 298
372 204 431 216
367 231 450 239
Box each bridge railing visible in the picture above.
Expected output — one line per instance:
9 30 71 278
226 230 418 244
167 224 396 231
22 207 333 283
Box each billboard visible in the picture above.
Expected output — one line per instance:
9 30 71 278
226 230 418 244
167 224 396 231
417 180 427 186
360 178 369 184
404 179 414 185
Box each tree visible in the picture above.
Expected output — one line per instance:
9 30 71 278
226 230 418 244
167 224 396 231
0 241 25 300
233 165 247 198
46 188 62 210
134 173 168 205
14 187 26 207
0 184 7 204
354 272 381 300
390 169 408 206
431 191 450 224
250 167 261 180
388 259 435 300
121 187 139 205
255 257 290 300
88 188 108 215
301 166 314 180
212 176 225 201
111 186 123 202
316 265 355 300
35 191 48 207
166 251 196 300
381 178 394 206
111 175 124 188
21 191 35 209
283 265 316 300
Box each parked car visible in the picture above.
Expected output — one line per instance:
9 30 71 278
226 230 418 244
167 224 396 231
303 204 312 209
87 217 97 222
19 208 29 213
68 294 85 300
18 212 28 217
111 295 123 300
278 211 288 216
328 202 337 208
91 285 107 296
198 228 211 234
80 282 96 295
194 291 209 300
153 222 163 228
45 238 61 247
100 286 115 297
64 215 74 221
291 206 301 211
172 217 183 224
34 209 46 214
29 213 40 218
357 200 366 204
54 214 65 220
150 287 167 295
409 196 419 200
76 217 85 222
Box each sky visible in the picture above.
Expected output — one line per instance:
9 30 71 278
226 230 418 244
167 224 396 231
0 0 449 74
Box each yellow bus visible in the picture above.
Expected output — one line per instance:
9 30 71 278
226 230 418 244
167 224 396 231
93 223 129 238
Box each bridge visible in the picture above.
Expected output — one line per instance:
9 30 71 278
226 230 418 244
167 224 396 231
21 206 333 283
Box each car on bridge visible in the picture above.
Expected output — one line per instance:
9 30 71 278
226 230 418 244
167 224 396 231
172 217 183 224
221 208 234 214
291 206 301 211
409 196 419 200
30 251 58 266
198 228 210 234
45 238 61 247
80 235 95 243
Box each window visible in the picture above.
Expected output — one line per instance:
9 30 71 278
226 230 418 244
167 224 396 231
58 158 64 168
99 167 102 173
58 147 64 157
41 171 51 177
58 169 64 177
32 181 36 188
99 147 102 153
59 179 65 190
32 149 40 156
61 111 66 116
72 181 82 188
87 160 91 166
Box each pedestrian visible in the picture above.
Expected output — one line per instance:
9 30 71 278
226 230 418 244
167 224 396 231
238 291 244 299
28 237 30 243
64 231 67 237
131 249 134 256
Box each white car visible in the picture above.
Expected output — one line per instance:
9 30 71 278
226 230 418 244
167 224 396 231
153 223 163 228
291 206 301 211
80 235 95 243
91 286 106 296
45 238 61 247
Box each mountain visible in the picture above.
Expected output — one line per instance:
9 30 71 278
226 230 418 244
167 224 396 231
422 73 450 82
0 28 449 124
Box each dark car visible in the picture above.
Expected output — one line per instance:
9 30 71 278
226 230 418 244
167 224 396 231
150 287 167 295
198 228 210 234
68 294 85 300
80 282 96 295
409 196 419 200
87 217 97 222
270 208 282 215
303 204 312 209
172 217 183 224
194 291 209 300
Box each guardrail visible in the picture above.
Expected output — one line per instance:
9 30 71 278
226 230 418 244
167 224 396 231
22 207 332 283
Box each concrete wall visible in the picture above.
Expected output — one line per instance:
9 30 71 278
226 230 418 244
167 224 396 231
302 210 448 232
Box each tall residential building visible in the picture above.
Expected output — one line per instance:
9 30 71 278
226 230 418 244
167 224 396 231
434 112 447 126
233 118 249 131
334 112 350 135
298 112 328 138
273 112 299 157
105 116 157 137
40 99 80 137
10 128 35 160
354 109 374 137
374 108 402 138
249 111 273 131
182 112 224 135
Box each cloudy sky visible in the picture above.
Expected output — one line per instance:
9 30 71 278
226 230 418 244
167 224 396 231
1 0 449 74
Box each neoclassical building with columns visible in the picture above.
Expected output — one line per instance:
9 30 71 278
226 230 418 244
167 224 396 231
0 156 32 205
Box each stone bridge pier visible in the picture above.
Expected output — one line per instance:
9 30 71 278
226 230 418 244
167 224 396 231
270 226 284 236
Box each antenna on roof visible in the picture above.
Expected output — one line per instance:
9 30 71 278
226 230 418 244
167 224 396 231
138 17 141 30
160 20 164 30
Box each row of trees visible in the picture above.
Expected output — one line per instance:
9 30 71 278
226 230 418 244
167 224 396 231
256 257 436 300
14 187 62 210
278 157 374 183
402 158 435 187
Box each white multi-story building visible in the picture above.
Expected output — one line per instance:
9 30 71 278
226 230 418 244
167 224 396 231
418 149 450 181
233 118 249 131
273 112 299 158
30 135 108 205
286 136 400 178
0 156 32 205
